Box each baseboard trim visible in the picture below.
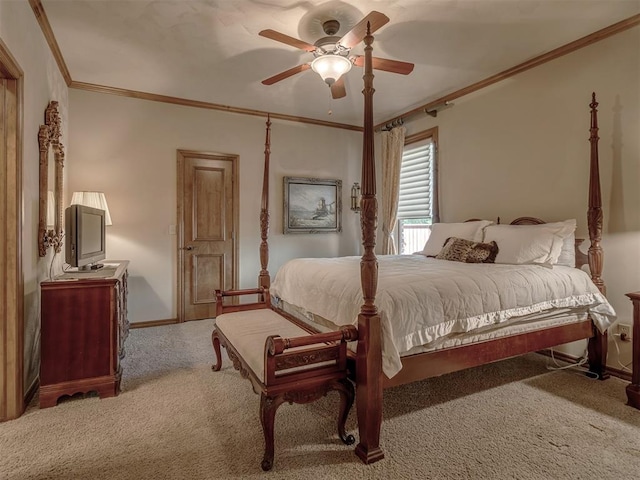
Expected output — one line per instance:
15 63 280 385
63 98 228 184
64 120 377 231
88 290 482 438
538 349 632 382
130 318 178 329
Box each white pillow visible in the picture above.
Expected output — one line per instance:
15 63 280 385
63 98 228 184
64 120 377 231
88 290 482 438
546 220 577 267
421 221 493 256
483 221 576 265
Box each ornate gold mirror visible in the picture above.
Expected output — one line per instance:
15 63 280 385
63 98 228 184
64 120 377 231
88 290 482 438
38 101 64 256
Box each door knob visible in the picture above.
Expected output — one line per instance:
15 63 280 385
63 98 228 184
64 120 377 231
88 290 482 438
180 246 194 251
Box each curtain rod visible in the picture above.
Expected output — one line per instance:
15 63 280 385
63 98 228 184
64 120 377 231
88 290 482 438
378 101 453 132
380 118 404 132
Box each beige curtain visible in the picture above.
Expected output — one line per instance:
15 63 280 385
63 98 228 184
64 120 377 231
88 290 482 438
381 126 406 254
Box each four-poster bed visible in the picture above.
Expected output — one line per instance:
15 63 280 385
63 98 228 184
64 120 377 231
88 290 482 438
223 26 616 465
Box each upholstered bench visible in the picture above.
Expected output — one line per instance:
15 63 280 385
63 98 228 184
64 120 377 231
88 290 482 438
211 288 358 471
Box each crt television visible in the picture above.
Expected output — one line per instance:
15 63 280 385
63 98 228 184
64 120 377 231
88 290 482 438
65 204 106 270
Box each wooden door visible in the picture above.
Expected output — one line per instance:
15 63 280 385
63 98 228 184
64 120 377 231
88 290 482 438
177 150 238 322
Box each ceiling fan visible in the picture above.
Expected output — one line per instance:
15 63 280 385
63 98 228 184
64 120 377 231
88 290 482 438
259 11 414 99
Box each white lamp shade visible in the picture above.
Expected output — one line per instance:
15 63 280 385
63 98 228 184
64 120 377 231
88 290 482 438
311 55 352 85
71 191 113 225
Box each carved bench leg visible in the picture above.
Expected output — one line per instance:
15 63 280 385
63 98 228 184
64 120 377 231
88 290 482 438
332 379 356 445
211 330 223 371
260 393 286 471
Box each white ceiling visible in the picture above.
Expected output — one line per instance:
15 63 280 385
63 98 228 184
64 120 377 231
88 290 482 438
40 0 640 126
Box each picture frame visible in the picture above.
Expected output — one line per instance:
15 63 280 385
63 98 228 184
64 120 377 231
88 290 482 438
283 177 342 234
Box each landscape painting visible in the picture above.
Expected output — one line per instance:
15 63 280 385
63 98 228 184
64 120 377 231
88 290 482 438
283 177 342 234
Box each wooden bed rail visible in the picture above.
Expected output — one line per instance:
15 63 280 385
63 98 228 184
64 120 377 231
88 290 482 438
266 326 358 355
214 288 269 316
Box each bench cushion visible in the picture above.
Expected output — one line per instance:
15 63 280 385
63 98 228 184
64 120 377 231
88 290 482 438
215 309 311 383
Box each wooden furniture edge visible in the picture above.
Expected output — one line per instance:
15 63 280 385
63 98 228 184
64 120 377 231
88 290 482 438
39 262 129 408
39 374 120 408
625 292 640 410
259 116 272 290
353 25 385 465
585 93 608 380
383 320 594 388
211 300 357 470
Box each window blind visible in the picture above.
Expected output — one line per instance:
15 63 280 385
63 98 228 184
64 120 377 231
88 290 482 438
397 139 434 220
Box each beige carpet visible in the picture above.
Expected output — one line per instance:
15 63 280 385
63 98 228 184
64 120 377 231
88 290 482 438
2 319 639 480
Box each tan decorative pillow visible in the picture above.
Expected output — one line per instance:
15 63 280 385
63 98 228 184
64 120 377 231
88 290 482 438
435 237 499 263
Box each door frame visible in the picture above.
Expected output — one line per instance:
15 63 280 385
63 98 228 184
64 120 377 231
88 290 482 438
176 150 239 322
0 38 24 421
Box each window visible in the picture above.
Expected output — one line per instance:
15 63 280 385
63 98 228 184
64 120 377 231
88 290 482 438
396 129 438 254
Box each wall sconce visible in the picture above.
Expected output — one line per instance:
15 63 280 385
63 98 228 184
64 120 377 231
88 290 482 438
70 191 113 225
350 182 361 212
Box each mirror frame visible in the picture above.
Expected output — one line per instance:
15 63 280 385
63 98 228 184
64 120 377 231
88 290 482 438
38 100 64 257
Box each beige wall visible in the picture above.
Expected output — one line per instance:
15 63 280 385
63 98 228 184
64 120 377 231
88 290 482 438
0 1 69 392
2 0 635 395
404 26 640 369
68 25 639 370
67 90 362 323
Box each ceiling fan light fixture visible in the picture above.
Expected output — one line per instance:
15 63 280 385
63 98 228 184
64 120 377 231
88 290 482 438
311 54 352 86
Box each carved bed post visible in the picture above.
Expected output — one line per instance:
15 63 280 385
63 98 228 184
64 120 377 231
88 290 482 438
259 115 271 290
587 93 605 295
586 93 609 380
354 24 385 465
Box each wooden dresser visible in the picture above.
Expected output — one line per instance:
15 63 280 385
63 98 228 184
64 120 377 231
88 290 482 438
40 261 129 408
626 292 640 410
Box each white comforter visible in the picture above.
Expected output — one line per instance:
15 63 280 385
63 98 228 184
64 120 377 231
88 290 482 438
270 255 617 378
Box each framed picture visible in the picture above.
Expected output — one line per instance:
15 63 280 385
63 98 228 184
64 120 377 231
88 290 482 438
283 177 342 234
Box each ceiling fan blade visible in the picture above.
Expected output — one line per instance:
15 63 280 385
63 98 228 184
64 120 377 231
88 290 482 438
338 11 390 49
259 29 317 52
261 64 311 85
331 77 346 99
353 56 414 75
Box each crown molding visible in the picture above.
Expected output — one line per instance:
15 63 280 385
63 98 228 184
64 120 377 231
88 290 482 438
377 13 640 130
68 81 363 131
29 0 361 131
29 0 72 86
29 2 638 132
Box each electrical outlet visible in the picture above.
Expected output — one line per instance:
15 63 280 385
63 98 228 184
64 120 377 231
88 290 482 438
617 323 632 341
